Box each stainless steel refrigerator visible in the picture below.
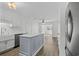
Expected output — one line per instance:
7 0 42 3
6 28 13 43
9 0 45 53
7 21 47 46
65 2 79 56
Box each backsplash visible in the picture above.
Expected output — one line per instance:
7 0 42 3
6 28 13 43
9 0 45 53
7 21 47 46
0 23 14 36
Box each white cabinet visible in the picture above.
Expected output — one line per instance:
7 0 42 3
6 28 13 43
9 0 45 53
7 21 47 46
0 41 6 52
0 39 15 52
6 39 15 49
0 35 15 52
0 40 15 52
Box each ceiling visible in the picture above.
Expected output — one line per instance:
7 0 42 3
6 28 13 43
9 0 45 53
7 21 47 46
0 2 66 22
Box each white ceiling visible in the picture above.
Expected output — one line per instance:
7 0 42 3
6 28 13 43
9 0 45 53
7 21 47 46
0 2 66 22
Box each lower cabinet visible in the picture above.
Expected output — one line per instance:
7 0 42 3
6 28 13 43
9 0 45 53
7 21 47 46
6 39 15 49
0 39 15 52
0 41 6 52
19 34 44 56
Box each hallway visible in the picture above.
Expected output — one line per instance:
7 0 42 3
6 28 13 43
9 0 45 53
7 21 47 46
0 35 59 56
37 35 59 56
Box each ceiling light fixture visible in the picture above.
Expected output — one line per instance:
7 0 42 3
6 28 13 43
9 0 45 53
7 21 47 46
8 2 16 9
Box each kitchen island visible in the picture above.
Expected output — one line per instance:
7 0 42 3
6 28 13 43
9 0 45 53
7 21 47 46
19 34 44 56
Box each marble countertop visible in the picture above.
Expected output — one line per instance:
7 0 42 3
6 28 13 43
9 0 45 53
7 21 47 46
20 33 41 37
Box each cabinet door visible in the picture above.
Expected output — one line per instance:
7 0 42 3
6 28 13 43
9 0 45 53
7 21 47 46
0 41 6 52
6 40 15 49
30 37 36 55
20 37 30 55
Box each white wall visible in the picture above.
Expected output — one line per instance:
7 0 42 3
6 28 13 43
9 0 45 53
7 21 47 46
52 21 59 37
26 19 40 34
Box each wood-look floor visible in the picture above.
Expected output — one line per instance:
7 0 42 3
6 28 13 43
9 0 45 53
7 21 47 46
0 35 59 56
